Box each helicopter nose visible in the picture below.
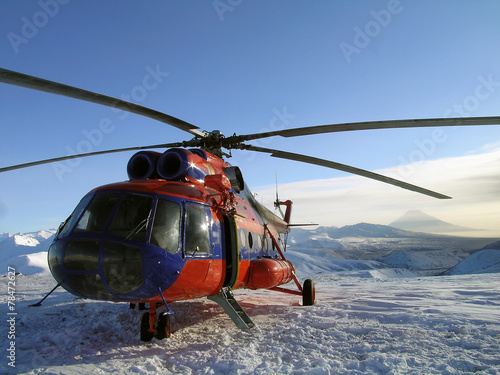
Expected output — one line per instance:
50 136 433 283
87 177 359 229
48 239 145 300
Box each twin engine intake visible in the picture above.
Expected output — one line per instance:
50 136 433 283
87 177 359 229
127 148 215 181
127 149 244 192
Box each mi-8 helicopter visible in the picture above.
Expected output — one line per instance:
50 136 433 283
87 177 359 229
1 68 499 341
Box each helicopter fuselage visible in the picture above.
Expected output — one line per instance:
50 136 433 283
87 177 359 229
47 149 294 310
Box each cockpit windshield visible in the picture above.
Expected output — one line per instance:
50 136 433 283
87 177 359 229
74 192 153 241
58 191 181 253
75 192 119 233
109 194 153 241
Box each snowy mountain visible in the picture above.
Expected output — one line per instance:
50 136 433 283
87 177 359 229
288 224 498 263
480 240 500 250
390 209 476 234
445 249 500 275
328 222 419 238
289 223 418 241
379 249 468 275
0 229 55 275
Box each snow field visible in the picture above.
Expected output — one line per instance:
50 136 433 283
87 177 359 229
1 272 499 374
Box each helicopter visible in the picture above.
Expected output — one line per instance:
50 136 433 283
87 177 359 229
1 67 499 341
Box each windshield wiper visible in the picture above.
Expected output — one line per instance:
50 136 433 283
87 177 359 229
126 210 152 241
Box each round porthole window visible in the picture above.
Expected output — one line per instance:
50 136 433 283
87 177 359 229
248 232 253 248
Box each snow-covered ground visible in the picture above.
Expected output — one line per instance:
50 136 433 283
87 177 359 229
1 270 499 374
1 230 499 374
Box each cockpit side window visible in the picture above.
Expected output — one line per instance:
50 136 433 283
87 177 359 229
109 194 153 240
151 199 181 253
185 204 211 255
75 192 119 233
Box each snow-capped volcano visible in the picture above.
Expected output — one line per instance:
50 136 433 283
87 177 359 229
390 209 476 235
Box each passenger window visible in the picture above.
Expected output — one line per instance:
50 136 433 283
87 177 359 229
75 192 119 233
151 199 181 253
185 204 210 255
109 194 153 240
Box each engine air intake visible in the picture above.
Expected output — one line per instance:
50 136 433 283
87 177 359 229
127 151 160 180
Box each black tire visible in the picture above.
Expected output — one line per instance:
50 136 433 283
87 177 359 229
140 312 155 342
156 312 171 340
303 279 315 306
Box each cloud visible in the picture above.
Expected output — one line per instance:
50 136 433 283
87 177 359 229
253 146 500 236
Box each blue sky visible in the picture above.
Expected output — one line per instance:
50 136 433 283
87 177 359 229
1 0 499 235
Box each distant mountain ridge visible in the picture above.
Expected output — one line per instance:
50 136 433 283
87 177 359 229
326 223 420 238
290 223 434 243
2 225 499 276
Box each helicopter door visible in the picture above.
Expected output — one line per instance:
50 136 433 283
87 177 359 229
223 215 239 287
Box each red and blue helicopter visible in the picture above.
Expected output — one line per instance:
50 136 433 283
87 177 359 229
1 68 499 341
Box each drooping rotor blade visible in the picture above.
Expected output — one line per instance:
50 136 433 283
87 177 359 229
230 117 500 143
0 68 205 138
240 145 451 199
0 142 185 173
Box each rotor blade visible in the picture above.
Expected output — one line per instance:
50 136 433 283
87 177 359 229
241 145 451 199
231 117 500 143
0 68 205 138
0 142 184 173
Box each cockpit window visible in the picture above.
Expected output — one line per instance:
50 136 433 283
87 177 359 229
109 194 153 241
75 192 119 233
57 194 93 238
185 204 210 255
151 199 181 253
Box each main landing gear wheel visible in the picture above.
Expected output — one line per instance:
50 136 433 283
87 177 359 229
156 312 171 339
140 311 171 341
140 312 155 342
302 279 315 306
